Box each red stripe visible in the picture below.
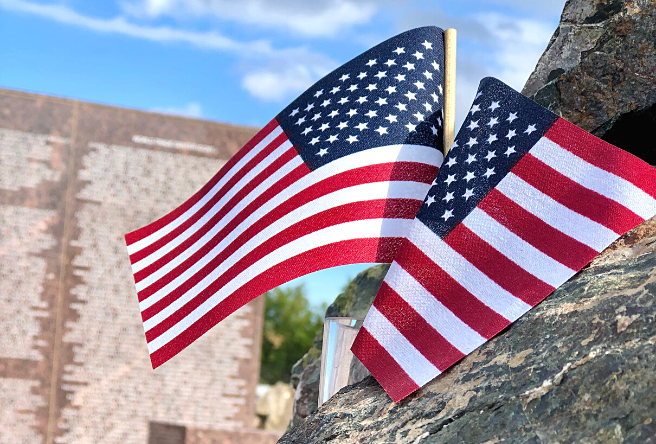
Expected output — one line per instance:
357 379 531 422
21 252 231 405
129 132 290 264
545 118 656 198
394 240 510 339
142 199 416 339
373 282 465 370
479 189 599 270
513 153 644 234
149 237 401 369
351 327 420 403
137 161 436 299
125 119 280 246
444 223 554 307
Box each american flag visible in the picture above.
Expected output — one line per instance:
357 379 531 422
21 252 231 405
125 26 446 368
351 77 656 402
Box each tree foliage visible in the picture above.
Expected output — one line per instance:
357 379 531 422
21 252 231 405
260 285 324 384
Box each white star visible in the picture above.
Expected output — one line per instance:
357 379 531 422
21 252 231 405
423 70 433 80
338 97 349 105
366 83 377 91
506 129 517 140
483 167 496 179
375 71 387 79
339 74 350 82
413 112 425 122
431 92 439 103
443 191 454 203
487 133 498 144
466 137 478 148
507 112 518 123
465 154 477 164
302 126 312 135
385 114 398 123
475 91 483 100
467 120 479 131
430 125 438 135
462 188 475 200
295 116 306 125
487 117 499 128
437 116 442 127
395 74 406 82
313 90 323 98
438 84 443 95
422 40 433 50
485 150 496 161
328 110 339 118
403 62 415 70
321 99 331 107
470 104 481 115
405 91 417 101
366 59 377 67
309 137 320 145
464 171 476 182
525 124 537 135
441 209 454 221
289 108 299 117
347 84 358 92
355 122 368 131
337 121 348 130
444 174 456 186
326 134 338 143
365 110 378 118
319 123 330 131
347 109 358 117
312 112 322 121
405 122 417 132
431 60 440 71
425 194 436 206
376 97 388 106
414 81 425 90
395 102 407 111
423 102 433 112
375 126 388 135
412 51 424 60
489 101 500 112
505 146 516 156
330 86 341 94
317 148 328 157
445 157 457 167
347 135 358 144
385 59 396 67
386 86 397 94
356 96 368 104
305 103 314 112
393 47 405 55
357 72 367 80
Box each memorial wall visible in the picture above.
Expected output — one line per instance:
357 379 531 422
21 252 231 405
0 88 272 444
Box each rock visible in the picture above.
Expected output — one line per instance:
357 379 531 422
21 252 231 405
522 0 656 165
287 264 389 429
279 217 656 443
255 382 295 431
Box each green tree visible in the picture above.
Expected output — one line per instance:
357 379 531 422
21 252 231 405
260 285 324 384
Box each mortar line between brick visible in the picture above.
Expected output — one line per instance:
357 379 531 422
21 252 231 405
46 100 79 444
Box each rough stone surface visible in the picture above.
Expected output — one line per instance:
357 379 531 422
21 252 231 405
523 0 656 165
279 217 656 443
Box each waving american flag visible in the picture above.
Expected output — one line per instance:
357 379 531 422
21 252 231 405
125 26 446 368
352 77 656 402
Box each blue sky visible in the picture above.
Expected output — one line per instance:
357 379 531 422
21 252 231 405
0 0 566 309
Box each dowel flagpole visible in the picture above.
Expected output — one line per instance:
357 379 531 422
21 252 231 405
443 28 457 156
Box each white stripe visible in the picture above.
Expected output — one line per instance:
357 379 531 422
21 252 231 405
127 125 284 255
147 218 412 352
139 179 427 312
135 144 440 291
498 173 618 252
131 140 297 273
384 261 486 354
362 306 439 387
409 220 532 321
463 207 575 289
532 137 656 220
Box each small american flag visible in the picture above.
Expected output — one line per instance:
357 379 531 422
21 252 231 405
125 26 446 368
351 77 656 402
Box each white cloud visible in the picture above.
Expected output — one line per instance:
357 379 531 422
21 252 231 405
120 0 379 38
152 101 203 117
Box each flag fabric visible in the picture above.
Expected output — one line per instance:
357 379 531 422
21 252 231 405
125 26 446 368
351 77 656 402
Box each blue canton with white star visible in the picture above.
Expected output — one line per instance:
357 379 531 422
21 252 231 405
417 77 559 238
277 27 445 170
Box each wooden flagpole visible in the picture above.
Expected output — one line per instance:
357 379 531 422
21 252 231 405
443 28 457 156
